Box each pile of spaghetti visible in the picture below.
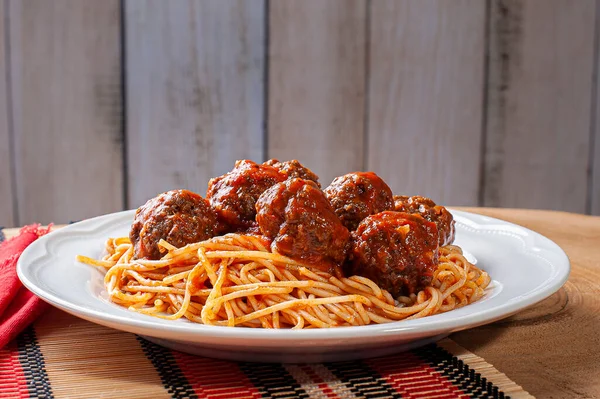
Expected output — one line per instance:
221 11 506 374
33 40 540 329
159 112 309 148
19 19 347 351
77 234 490 329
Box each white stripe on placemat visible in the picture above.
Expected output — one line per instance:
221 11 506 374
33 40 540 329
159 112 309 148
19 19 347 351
284 364 359 399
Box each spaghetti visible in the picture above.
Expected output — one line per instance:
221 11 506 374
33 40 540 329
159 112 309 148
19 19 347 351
77 234 491 329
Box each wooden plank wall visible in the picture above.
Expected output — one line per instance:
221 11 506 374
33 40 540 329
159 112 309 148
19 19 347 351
1 0 599 226
125 0 265 208
483 0 596 214
368 0 486 206
0 1 14 227
6 0 123 225
591 1 600 215
268 0 366 186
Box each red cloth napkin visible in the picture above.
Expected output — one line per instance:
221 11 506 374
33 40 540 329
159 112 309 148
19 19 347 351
0 224 52 348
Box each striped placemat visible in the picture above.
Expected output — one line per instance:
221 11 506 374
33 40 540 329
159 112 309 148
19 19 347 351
0 227 533 399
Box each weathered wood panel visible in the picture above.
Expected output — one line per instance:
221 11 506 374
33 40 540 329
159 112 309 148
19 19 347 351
591 0 600 216
126 0 265 208
0 1 15 227
268 0 366 187
483 0 595 212
367 0 486 206
594 115 600 215
3 0 598 220
9 0 123 225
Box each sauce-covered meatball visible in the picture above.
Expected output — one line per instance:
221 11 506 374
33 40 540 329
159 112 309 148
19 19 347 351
263 159 320 187
206 160 285 230
130 190 219 260
256 178 350 272
324 172 394 231
393 195 455 246
347 211 439 297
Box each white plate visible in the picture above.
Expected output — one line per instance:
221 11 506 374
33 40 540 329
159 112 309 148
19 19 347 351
17 210 570 363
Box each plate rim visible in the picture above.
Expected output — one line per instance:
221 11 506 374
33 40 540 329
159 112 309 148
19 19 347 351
16 209 571 342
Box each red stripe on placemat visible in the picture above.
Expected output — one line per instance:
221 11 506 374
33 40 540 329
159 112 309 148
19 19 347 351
0 342 30 399
367 351 468 399
171 351 262 399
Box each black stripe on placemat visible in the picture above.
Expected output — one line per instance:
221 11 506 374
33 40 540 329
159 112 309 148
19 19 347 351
136 337 198 399
16 325 54 399
414 344 508 399
238 362 310 398
325 359 402 399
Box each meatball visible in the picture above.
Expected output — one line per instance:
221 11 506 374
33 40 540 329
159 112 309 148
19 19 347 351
324 172 394 231
256 178 350 272
206 160 285 230
130 190 220 260
239 221 262 236
393 195 455 246
347 211 439 297
263 159 320 187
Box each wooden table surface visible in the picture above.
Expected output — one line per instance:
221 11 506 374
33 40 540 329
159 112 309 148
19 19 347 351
452 208 600 399
6 207 599 398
